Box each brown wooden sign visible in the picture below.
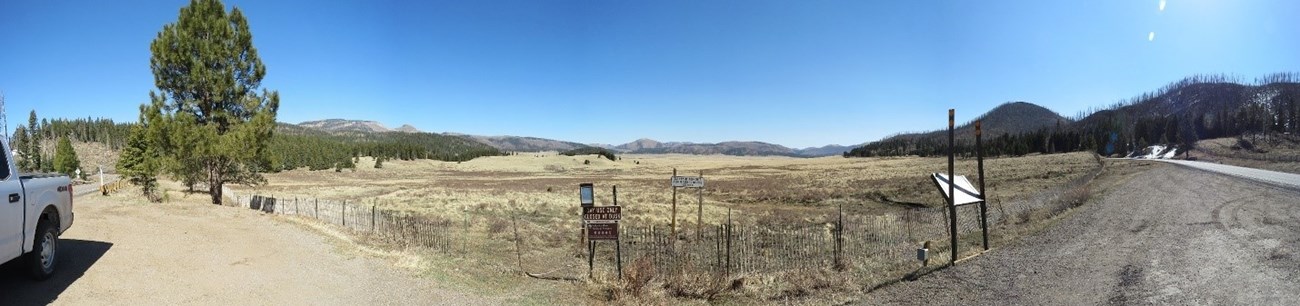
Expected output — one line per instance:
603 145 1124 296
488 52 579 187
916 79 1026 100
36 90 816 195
588 223 619 240
583 206 622 221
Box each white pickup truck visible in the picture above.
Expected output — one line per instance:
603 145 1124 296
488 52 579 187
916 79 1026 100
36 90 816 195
0 142 74 280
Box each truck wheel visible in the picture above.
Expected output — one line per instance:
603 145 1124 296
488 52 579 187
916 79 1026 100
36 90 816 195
27 219 58 281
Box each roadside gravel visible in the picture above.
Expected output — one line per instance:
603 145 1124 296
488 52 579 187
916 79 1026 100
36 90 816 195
0 192 493 305
857 161 1300 305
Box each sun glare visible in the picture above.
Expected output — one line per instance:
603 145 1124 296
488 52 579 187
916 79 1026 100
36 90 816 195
1148 32 1156 41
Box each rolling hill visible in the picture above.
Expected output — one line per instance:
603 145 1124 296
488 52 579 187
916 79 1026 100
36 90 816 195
847 101 1068 157
848 73 1300 158
453 134 591 152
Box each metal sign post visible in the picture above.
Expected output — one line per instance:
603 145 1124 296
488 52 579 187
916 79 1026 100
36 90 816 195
581 184 623 279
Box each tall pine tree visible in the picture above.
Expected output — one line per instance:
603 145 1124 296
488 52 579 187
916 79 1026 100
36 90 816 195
12 126 30 171
145 0 279 204
27 111 44 172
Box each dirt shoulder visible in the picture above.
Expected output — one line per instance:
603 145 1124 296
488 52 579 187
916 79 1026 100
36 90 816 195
0 190 493 305
856 160 1300 305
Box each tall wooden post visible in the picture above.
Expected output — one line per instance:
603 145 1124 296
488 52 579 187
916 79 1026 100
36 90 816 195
671 168 678 242
948 109 958 265
616 234 623 279
614 185 622 279
697 170 704 240
977 121 989 251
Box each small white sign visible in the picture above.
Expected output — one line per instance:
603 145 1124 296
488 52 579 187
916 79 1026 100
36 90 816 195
931 173 983 206
671 176 704 188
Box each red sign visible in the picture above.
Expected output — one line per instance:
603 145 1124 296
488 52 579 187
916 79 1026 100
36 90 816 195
588 223 619 240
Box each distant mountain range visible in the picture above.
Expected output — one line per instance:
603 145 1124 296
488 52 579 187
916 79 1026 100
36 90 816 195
283 99 1095 158
288 119 859 157
298 119 423 133
588 138 859 157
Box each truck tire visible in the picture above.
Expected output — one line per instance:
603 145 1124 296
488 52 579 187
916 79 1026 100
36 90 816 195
27 219 58 281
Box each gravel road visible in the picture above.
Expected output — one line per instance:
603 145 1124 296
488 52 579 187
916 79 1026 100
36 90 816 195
858 162 1300 305
0 193 491 305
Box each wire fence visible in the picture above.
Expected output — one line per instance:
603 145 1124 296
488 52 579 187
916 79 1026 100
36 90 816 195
236 156 1103 282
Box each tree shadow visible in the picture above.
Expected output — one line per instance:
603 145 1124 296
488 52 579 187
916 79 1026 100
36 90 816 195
0 239 113 306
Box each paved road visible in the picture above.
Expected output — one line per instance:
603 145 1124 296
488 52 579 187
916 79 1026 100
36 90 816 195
859 162 1300 305
1157 159 1300 189
0 191 490 305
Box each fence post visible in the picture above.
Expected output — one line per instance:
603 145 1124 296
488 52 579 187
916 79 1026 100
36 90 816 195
463 213 469 258
314 199 319 219
511 212 524 274
948 108 958 265
836 203 843 270
372 203 377 232
342 200 347 227
726 208 732 277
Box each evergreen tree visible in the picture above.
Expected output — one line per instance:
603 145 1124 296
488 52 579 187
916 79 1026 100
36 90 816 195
12 125 30 171
117 118 162 202
52 136 80 177
146 0 279 204
374 156 384 168
27 111 43 172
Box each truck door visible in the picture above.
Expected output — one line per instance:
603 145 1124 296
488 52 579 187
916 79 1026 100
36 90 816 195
0 145 22 262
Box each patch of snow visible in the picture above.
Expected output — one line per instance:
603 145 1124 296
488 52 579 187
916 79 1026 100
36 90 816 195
1132 145 1178 159
1161 147 1178 159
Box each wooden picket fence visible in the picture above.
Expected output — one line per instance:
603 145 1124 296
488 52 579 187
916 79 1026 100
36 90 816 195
237 193 1037 280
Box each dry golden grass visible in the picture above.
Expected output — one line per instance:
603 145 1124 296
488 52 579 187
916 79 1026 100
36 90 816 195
225 152 1102 304
240 152 1098 225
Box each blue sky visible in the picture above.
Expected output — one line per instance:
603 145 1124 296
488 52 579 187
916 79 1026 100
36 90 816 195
2 0 1298 148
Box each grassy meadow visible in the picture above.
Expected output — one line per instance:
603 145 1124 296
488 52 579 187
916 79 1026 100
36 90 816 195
220 151 1102 304
240 152 1099 224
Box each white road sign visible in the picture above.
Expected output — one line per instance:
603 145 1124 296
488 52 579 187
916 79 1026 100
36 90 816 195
671 176 704 188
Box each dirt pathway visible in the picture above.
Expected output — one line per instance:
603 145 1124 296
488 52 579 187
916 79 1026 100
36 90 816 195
857 161 1300 305
0 193 493 305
